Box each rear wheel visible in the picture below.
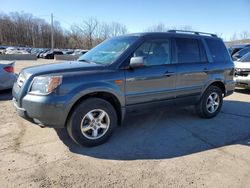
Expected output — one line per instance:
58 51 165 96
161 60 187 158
196 86 223 118
67 98 117 147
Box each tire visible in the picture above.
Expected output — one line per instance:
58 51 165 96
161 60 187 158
67 98 117 147
196 86 223 118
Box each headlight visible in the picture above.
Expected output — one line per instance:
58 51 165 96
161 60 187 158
29 75 62 95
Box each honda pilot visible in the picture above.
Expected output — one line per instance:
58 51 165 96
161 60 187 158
12 30 235 146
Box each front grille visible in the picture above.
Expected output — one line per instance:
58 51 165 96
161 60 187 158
235 69 250 77
17 73 25 87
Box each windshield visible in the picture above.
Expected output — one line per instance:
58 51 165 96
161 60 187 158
78 36 138 65
238 47 250 56
239 52 250 62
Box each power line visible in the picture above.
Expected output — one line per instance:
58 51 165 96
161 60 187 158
54 16 73 27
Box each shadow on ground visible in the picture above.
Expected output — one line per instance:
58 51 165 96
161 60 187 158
55 99 250 160
235 88 250 95
0 89 12 101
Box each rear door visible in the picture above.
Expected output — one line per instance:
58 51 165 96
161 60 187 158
174 37 209 98
125 38 176 105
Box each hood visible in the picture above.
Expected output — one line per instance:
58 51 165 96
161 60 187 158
234 61 250 69
21 61 104 77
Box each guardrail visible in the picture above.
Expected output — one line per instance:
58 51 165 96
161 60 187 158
0 54 37 60
54 55 80 61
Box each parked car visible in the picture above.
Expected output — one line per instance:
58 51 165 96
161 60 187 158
234 52 250 88
64 50 74 55
12 31 235 146
72 50 88 56
5 47 29 54
38 49 50 58
229 44 250 56
0 61 16 90
232 47 250 61
0 46 6 54
43 50 63 59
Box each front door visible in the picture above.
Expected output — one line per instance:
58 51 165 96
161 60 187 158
125 38 176 105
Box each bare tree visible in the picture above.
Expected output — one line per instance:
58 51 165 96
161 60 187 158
240 30 250 40
145 23 193 32
77 17 99 49
169 25 193 31
215 32 223 38
109 22 128 37
97 22 128 40
145 23 167 32
229 33 238 41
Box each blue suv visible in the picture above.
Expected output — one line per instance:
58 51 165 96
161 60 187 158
13 30 235 146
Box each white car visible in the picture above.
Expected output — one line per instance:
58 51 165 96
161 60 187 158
5 47 29 55
234 52 250 88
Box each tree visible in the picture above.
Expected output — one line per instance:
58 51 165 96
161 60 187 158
240 30 250 40
145 23 193 32
145 23 167 32
77 17 99 49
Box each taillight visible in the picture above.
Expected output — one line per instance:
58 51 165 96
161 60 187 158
3 66 14 73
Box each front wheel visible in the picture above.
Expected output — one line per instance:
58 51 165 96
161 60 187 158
67 98 117 147
196 86 223 118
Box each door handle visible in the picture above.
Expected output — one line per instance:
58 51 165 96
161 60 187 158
164 71 175 77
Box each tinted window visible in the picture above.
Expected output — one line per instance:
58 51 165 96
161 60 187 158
238 47 250 56
175 38 201 63
205 39 230 62
240 52 250 62
133 39 170 66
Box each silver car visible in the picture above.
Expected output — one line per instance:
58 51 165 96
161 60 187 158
234 52 250 88
0 61 17 90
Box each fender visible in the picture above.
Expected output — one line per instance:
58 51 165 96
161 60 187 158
64 81 125 116
201 77 225 98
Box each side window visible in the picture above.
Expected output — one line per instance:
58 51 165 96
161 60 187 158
133 39 171 66
205 39 230 62
175 38 201 63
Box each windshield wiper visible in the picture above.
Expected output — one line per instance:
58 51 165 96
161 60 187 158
78 59 106 66
78 59 94 64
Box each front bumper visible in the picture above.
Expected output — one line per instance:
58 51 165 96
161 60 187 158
224 80 236 96
12 94 68 128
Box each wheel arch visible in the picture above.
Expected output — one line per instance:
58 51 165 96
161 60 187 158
203 80 226 97
65 91 124 127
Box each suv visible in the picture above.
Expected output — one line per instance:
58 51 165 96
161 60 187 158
12 30 235 146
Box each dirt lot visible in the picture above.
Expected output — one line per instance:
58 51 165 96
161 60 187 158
1 60 250 188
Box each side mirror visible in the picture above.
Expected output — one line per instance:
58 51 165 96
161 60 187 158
130 57 145 68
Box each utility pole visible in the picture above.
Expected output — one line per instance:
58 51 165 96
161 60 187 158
51 13 54 50
32 25 35 48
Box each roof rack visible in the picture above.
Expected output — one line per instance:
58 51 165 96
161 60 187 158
168 30 217 37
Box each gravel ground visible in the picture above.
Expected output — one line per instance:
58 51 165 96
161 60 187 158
0 59 250 188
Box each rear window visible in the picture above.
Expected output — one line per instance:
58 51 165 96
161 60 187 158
205 39 230 62
175 38 202 63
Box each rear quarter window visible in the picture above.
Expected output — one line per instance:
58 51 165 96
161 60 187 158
205 39 230 62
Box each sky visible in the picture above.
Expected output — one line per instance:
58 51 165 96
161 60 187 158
1 0 250 40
